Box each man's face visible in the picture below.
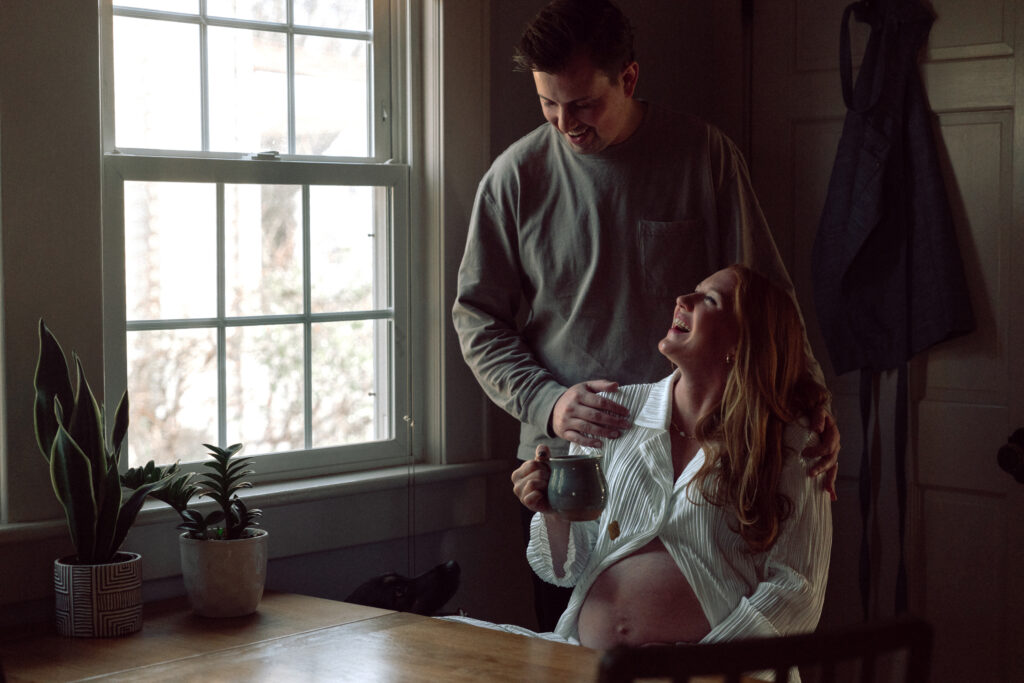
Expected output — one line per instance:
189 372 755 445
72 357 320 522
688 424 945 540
532 53 639 154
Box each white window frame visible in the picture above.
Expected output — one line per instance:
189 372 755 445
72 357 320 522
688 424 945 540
99 0 415 482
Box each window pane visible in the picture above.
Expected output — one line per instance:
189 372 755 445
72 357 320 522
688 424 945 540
225 184 303 316
294 0 368 31
114 17 201 150
127 328 218 467
207 0 286 23
114 1 196 12
226 324 305 454
125 182 217 321
110 1 404 474
208 27 288 154
311 319 386 447
294 35 368 156
309 185 380 313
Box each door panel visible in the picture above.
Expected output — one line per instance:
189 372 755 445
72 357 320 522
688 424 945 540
927 0 1013 58
924 112 1012 403
750 2 1023 682
922 491 1006 681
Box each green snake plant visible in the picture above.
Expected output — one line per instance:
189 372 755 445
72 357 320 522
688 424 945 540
33 319 172 564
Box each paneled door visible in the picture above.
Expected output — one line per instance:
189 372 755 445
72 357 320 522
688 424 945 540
749 1 1024 682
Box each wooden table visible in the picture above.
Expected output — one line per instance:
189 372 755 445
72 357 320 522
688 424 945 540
0 592 601 682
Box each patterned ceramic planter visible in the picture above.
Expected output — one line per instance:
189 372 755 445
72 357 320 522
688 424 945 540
53 552 143 637
179 529 268 617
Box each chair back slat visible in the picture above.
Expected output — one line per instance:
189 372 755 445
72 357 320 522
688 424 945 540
596 615 933 683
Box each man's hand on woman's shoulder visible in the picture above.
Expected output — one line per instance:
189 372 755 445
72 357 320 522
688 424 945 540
802 407 840 501
551 379 631 448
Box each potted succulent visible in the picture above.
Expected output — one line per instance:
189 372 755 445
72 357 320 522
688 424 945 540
153 442 268 618
33 319 175 637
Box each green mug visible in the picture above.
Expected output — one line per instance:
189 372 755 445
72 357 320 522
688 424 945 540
547 455 608 521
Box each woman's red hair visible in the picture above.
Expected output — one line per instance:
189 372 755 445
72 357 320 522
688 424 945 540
690 265 828 552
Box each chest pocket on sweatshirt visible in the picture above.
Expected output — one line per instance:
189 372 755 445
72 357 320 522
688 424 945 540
638 219 710 297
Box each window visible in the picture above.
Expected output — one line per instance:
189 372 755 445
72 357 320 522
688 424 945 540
103 0 410 480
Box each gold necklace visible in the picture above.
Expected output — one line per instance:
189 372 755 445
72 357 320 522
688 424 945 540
670 420 697 440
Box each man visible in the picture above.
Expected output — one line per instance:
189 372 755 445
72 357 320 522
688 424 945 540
452 0 838 631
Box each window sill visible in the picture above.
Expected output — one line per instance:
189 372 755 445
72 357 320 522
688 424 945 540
134 459 508 529
0 460 509 608
0 461 505 544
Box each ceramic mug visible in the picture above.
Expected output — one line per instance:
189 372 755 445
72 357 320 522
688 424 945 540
547 455 608 521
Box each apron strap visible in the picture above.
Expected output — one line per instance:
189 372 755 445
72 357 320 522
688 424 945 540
894 362 909 613
858 368 873 619
840 0 887 112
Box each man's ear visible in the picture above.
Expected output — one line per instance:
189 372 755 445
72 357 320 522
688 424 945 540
621 62 639 97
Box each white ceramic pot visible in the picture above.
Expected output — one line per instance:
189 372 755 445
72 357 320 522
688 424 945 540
53 551 143 637
179 529 268 617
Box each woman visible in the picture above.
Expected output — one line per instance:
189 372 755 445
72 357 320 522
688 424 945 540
512 264 832 648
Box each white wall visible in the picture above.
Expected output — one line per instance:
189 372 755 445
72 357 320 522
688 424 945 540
0 0 105 526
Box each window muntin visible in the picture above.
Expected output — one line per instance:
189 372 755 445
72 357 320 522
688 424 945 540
105 0 407 476
112 0 381 159
121 178 395 466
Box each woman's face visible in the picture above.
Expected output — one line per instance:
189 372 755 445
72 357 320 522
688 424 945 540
658 268 740 372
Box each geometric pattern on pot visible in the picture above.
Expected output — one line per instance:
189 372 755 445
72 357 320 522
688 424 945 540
54 552 143 638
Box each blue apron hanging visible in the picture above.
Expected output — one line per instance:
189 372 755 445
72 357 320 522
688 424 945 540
811 0 975 618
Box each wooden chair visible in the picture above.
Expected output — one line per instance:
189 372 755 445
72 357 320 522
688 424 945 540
597 615 933 683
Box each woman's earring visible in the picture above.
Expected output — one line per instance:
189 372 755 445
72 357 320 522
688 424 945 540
725 353 735 365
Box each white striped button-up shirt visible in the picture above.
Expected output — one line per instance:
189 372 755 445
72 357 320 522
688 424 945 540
527 372 833 645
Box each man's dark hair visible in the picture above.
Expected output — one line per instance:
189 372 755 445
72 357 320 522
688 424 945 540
512 0 635 82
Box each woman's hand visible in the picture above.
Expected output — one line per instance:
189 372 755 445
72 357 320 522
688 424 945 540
511 445 555 513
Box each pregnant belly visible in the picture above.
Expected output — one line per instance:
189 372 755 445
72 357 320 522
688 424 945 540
576 538 711 649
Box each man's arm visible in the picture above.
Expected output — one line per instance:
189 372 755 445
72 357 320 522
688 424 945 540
452 185 630 444
452 185 563 431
